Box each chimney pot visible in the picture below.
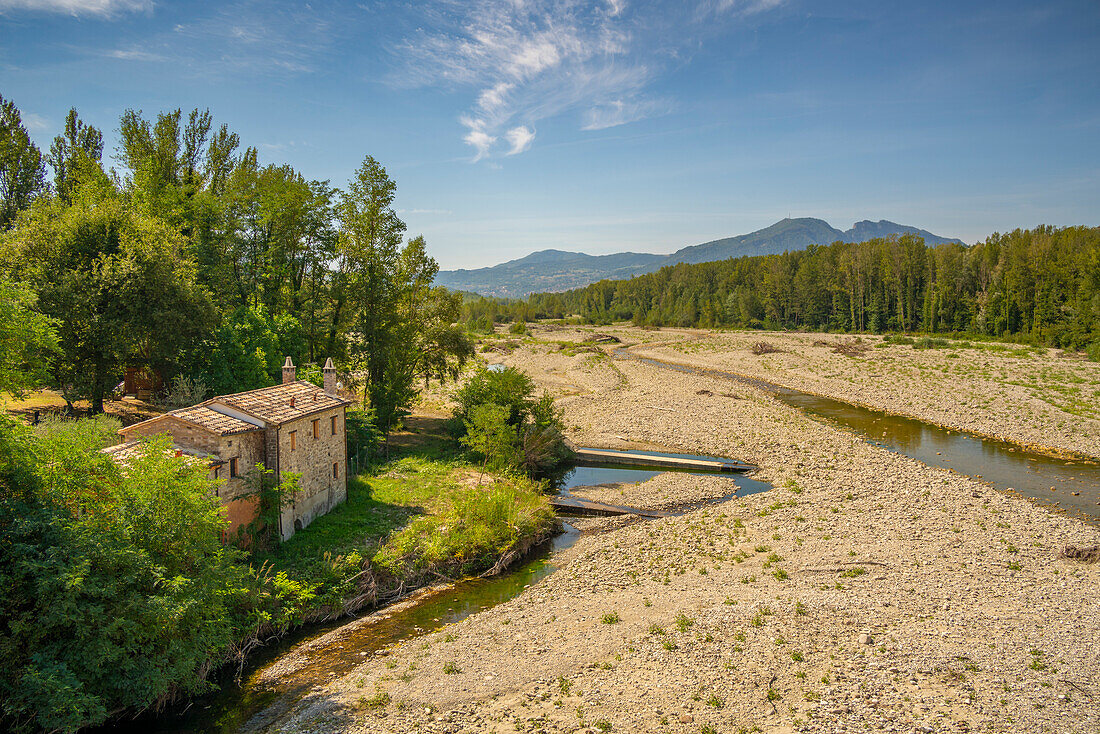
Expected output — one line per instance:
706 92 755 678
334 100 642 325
289 397 296 408
323 357 337 396
282 356 296 385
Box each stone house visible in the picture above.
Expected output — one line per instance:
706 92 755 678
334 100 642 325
107 358 352 541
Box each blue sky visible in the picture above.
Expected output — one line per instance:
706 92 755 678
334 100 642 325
2 0 1098 269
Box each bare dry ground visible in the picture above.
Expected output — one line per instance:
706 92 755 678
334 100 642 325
620 327 1100 460
2 389 164 427
264 326 1100 734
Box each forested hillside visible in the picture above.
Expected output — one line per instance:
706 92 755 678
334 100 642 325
436 217 964 298
472 228 1100 353
0 97 472 429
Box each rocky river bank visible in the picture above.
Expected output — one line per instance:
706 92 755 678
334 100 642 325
262 326 1100 734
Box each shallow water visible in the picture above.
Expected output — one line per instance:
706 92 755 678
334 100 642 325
558 458 772 510
102 526 583 734
616 349 1100 522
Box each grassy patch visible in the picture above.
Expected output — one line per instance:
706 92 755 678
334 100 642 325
255 421 556 612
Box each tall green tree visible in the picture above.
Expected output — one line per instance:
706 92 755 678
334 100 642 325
338 156 406 429
3 194 215 412
416 287 475 388
338 157 447 430
0 280 60 398
0 95 46 229
46 108 104 205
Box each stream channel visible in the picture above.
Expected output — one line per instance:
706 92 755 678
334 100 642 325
110 452 763 733
613 348 1100 523
107 350 1100 731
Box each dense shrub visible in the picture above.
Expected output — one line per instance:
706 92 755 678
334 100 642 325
0 418 248 734
453 366 573 480
454 366 536 427
159 374 209 409
198 305 304 395
346 407 382 463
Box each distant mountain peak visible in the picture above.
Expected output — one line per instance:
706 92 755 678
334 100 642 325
435 217 964 299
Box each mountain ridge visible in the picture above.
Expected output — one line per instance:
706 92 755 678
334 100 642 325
435 217 964 299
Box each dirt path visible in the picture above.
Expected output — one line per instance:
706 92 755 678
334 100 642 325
261 328 1100 734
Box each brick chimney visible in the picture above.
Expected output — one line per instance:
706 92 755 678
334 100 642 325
323 357 337 396
282 356 296 384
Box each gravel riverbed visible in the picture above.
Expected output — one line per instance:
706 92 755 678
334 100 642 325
263 327 1100 734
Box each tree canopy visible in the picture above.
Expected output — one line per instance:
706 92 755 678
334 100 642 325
486 227 1100 353
0 97 472 417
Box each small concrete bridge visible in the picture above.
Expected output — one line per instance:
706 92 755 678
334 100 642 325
573 448 754 474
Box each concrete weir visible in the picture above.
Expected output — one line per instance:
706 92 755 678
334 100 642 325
573 448 753 474
549 496 665 519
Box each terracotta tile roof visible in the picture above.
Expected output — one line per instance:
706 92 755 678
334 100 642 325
119 405 262 438
171 405 262 435
102 440 222 467
214 380 352 426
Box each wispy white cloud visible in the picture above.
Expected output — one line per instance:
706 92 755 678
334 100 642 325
582 98 673 131
701 0 785 17
22 111 48 131
169 3 332 76
394 0 786 161
58 1 335 80
105 47 166 62
463 125 496 162
504 125 535 155
396 0 659 161
0 0 150 16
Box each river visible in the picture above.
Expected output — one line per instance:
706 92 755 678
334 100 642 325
614 348 1100 523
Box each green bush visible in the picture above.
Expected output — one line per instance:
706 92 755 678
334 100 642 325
468 315 495 334
454 366 535 427
508 320 527 335
0 420 248 734
1087 342 1100 362
912 336 949 350
346 407 382 463
461 403 522 470
453 366 573 480
199 305 303 395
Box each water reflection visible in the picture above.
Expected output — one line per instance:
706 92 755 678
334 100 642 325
618 351 1100 522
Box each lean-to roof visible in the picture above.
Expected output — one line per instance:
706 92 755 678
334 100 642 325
213 380 352 426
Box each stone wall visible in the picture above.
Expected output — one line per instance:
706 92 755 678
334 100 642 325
276 406 348 540
221 494 261 541
215 430 266 502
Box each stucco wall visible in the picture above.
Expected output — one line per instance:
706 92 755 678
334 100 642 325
221 494 261 542
276 406 348 540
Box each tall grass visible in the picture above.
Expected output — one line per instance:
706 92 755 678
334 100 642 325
373 476 555 580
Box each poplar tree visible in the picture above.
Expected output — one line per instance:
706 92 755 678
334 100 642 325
0 95 46 229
